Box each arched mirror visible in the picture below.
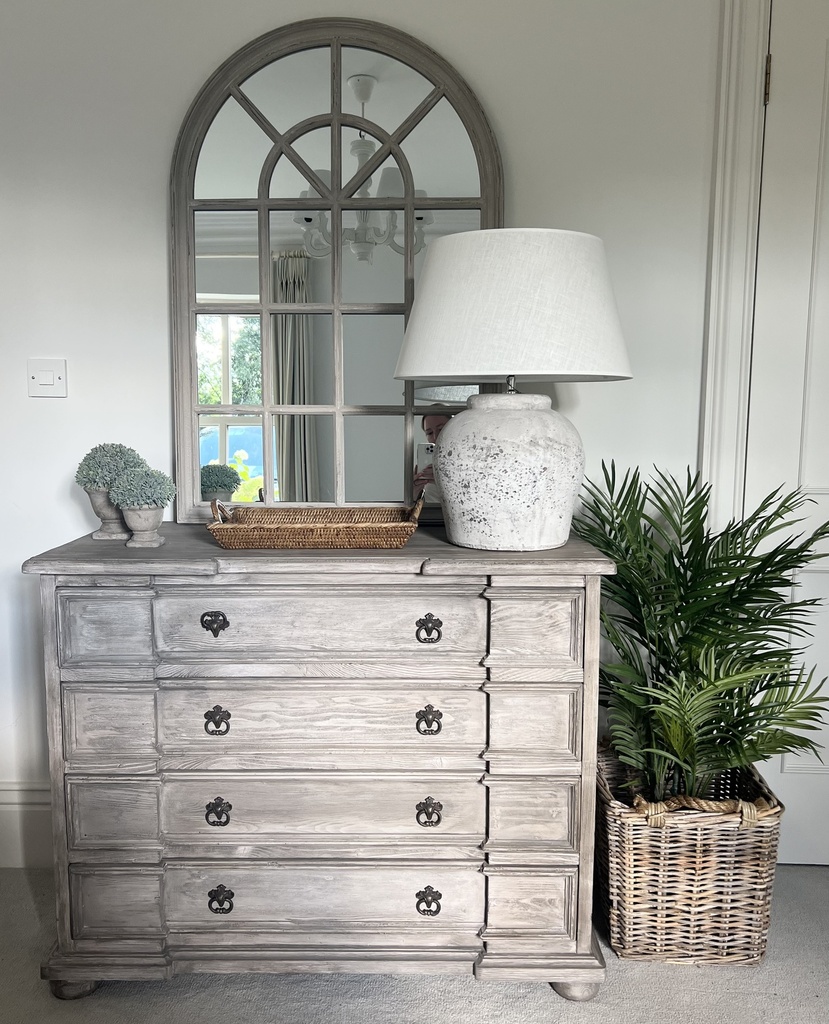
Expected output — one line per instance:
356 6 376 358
171 18 503 521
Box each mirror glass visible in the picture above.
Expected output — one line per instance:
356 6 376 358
196 314 262 405
341 48 433 131
344 416 405 501
173 21 501 519
400 99 480 197
273 415 336 502
343 315 406 405
199 414 264 503
271 312 334 406
194 211 259 303
194 97 273 200
240 48 332 132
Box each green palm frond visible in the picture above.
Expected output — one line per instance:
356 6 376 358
573 462 829 799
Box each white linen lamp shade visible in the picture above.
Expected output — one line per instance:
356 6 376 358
395 228 631 551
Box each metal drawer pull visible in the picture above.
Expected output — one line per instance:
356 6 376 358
205 796 232 827
416 796 443 828
204 704 231 736
415 612 443 643
207 884 235 914
415 885 442 917
200 610 230 637
415 704 442 735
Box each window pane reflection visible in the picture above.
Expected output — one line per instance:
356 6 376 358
198 415 263 503
194 211 259 303
271 313 334 406
273 415 335 502
196 315 262 406
344 416 404 502
343 315 405 406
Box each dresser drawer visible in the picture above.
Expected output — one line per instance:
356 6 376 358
157 683 486 754
161 773 484 841
483 866 579 954
70 866 163 939
153 586 486 658
165 863 484 933
485 587 584 681
58 590 153 666
66 774 485 847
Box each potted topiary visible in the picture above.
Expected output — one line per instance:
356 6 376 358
572 463 829 964
200 463 241 504
109 467 176 548
75 443 148 540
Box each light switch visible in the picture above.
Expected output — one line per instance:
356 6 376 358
27 359 67 398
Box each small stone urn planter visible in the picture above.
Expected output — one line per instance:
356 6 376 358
75 443 147 540
200 463 241 505
110 467 176 549
120 506 166 548
85 489 130 540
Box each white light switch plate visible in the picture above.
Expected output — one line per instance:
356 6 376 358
27 358 67 398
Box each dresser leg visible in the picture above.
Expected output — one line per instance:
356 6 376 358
550 981 600 1002
49 980 101 1000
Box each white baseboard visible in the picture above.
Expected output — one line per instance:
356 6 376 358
0 783 52 868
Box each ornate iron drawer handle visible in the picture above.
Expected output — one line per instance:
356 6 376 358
205 796 232 827
207 884 234 914
204 704 231 736
200 610 230 637
415 885 442 917
415 612 443 643
416 796 443 828
415 704 442 735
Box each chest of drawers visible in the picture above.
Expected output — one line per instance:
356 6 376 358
23 525 613 1002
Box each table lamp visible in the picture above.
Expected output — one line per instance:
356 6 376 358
395 228 631 550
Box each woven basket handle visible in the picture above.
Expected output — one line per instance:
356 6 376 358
633 793 775 829
210 500 233 524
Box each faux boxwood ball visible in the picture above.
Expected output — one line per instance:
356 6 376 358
110 467 176 509
75 443 147 491
200 464 241 494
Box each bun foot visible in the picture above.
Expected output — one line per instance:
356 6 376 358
551 981 600 1002
49 979 101 1000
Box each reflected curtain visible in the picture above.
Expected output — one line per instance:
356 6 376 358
273 252 319 501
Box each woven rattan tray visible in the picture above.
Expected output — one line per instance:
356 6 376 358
206 496 425 549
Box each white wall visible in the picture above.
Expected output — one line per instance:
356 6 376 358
0 0 722 865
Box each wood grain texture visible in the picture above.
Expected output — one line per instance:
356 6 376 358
157 682 486 752
159 772 485 840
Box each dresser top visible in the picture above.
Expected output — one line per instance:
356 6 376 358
22 524 615 578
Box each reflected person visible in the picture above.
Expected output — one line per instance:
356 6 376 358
414 414 451 503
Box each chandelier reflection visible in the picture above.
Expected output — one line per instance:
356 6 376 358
293 75 433 263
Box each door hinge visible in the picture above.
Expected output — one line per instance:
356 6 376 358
764 52 772 106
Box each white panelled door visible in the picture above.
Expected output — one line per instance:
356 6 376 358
746 0 829 863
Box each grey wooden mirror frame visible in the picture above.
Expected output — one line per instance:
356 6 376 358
170 17 503 522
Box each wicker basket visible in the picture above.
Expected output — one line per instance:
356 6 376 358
206 496 424 549
595 747 783 965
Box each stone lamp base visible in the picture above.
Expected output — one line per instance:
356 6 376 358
434 393 585 551
122 506 166 548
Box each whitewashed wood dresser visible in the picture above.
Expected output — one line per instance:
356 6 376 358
23 525 613 1002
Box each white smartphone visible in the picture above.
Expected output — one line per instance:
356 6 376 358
416 442 435 469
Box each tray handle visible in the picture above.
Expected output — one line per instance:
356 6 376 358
210 500 234 524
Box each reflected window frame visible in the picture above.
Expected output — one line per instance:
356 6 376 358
171 18 502 521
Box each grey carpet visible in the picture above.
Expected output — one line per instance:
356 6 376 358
2 866 826 1024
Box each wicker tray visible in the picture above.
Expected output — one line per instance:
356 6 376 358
206 496 425 549
596 747 783 965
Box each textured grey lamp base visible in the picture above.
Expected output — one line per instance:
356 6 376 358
435 393 585 551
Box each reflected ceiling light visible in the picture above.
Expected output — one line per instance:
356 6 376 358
293 75 433 263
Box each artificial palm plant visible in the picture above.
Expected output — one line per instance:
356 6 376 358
572 463 829 802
